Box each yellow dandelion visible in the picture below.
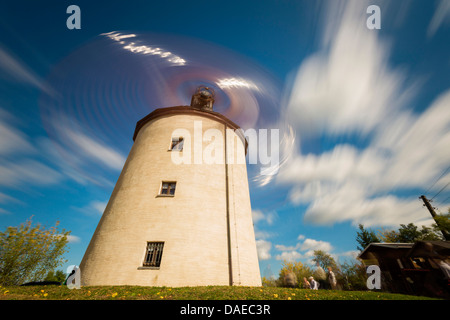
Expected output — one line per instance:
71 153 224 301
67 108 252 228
41 289 45 293
288 297 292 300
4 290 9 295
273 294 278 298
111 292 118 298
43 293 48 297
160 296 164 299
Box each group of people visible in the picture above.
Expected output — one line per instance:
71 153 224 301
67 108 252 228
302 264 338 290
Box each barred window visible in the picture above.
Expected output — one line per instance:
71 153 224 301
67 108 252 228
143 242 164 267
160 182 176 196
170 137 184 151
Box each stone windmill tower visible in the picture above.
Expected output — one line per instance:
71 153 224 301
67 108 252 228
79 87 261 287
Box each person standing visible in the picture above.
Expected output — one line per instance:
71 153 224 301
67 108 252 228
314 262 327 289
302 277 311 289
327 267 337 290
309 276 319 290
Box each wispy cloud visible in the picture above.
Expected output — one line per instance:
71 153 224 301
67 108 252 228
427 0 450 38
66 235 81 243
256 239 272 261
0 108 123 200
0 159 63 187
274 236 333 262
279 0 450 227
73 200 107 216
252 209 278 225
273 235 358 264
0 109 63 189
285 1 411 138
0 45 55 96
0 110 36 155
50 115 126 172
0 192 21 214
65 128 126 171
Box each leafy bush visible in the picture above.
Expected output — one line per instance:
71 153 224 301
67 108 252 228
0 217 70 286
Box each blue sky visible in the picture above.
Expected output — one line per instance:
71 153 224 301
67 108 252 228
1 0 450 280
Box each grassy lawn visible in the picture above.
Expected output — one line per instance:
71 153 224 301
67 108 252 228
0 285 441 300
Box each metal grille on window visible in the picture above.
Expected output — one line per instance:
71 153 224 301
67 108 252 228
171 137 184 151
143 242 164 267
161 182 176 195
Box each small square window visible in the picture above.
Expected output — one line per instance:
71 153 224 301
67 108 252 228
143 242 164 267
160 181 176 196
170 137 184 151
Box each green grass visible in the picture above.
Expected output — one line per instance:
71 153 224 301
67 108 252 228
0 285 440 300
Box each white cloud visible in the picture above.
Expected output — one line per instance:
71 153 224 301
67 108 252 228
73 200 107 216
274 237 333 262
252 209 265 224
256 239 272 260
252 209 277 225
0 110 63 190
0 114 35 155
275 243 300 251
0 107 122 194
278 0 450 228
273 235 363 264
0 159 63 187
254 228 275 240
64 129 126 171
285 0 408 138
66 235 81 243
299 238 333 252
275 251 302 262
0 192 19 204
37 137 116 188
91 201 107 215
339 250 360 260
280 91 450 227
427 0 450 38
49 115 126 172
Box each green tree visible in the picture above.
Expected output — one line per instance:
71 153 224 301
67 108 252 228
277 260 312 288
377 227 400 242
0 217 70 286
356 224 380 252
312 250 338 270
339 259 367 291
397 223 442 242
375 215 448 243
433 211 450 240
44 269 66 283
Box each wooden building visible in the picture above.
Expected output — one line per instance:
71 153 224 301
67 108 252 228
359 241 450 298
